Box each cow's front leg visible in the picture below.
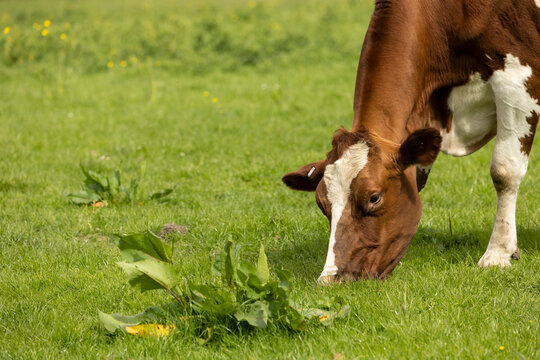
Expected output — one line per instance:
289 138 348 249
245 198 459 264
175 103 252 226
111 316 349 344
478 153 525 267
479 56 539 268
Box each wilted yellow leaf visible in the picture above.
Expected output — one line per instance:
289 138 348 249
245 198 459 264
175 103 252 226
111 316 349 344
92 201 105 208
123 324 174 338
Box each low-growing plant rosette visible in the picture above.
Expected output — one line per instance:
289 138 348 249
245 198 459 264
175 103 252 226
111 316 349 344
99 231 350 342
68 165 173 206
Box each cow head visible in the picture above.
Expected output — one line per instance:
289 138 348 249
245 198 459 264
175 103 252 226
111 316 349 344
282 127 442 282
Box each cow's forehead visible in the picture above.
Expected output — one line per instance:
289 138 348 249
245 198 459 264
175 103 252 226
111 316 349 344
324 140 370 204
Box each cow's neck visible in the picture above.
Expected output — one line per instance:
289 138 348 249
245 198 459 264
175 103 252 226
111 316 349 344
350 0 472 142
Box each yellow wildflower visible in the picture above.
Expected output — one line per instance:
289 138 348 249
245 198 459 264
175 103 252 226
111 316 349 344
107 61 114 68
499 346 504 351
41 29 48 36
203 91 209 97
43 19 51 27
130 56 138 63
248 1 256 9
60 33 67 40
120 60 127 67
212 98 218 103
319 315 331 322
33 23 42 31
64 23 70 29
3 26 10 35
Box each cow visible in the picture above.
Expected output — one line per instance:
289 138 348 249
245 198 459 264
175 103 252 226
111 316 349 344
282 0 539 282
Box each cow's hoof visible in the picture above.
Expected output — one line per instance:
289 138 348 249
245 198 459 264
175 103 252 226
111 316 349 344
478 250 512 268
317 274 340 285
511 248 521 260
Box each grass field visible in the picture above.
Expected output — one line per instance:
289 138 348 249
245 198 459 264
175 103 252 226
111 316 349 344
0 0 538 359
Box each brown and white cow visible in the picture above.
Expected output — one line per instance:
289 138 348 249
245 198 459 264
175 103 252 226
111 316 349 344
282 0 539 282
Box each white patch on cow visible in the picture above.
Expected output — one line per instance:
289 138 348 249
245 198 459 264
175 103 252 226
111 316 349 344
318 141 369 283
442 73 497 156
536 0 540 8
478 54 540 267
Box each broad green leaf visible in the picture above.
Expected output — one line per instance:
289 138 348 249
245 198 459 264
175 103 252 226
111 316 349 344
127 178 139 201
98 306 166 333
336 305 351 319
275 268 291 293
257 245 270 283
107 172 120 195
149 188 173 200
284 307 307 330
82 166 109 189
118 259 180 292
316 295 345 310
116 231 172 263
67 190 101 204
99 311 132 333
235 301 269 328
119 249 155 263
188 283 237 316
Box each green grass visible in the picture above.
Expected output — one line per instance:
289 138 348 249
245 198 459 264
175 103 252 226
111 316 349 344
0 0 538 359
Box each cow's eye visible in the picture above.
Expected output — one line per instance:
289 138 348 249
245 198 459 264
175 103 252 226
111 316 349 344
369 193 382 204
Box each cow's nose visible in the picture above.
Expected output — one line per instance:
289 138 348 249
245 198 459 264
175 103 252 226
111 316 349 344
317 274 340 285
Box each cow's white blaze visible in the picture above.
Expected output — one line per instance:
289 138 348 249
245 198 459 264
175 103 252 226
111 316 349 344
479 54 540 267
318 141 369 282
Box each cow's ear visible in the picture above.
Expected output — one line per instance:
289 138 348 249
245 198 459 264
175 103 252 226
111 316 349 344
282 160 326 191
397 128 442 170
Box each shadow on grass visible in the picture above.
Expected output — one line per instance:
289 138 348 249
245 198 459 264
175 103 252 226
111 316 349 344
0 180 36 193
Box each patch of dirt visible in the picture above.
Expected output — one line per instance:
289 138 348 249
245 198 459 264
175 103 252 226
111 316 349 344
160 223 188 238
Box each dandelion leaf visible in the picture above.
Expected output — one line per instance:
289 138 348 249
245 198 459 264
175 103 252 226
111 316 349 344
67 190 101 204
116 231 172 263
149 188 173 200
235 301 269 328
257 244 270 283
98 306 166 333
118 259 180 292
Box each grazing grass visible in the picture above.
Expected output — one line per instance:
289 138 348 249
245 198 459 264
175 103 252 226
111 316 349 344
0 0 538 359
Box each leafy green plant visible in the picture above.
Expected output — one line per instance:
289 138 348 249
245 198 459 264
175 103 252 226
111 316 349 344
68 165 173 205
99 231 349 341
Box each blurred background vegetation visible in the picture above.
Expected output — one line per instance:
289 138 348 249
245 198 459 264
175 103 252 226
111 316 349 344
0 0 372 76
